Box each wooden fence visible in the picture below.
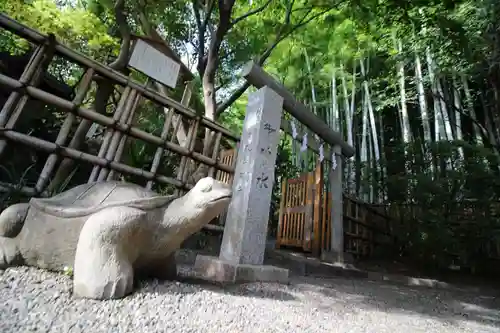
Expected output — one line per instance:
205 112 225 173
276 163 394 258
0 14 239 231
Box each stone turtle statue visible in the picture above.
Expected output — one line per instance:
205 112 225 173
0 177 231 300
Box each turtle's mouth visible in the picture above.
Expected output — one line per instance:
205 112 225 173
209 195 232 203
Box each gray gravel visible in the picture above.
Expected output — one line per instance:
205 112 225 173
1 266 500 333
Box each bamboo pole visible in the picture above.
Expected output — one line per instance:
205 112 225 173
156 82 189 147
0 73 234 174
88 86 132 182
207 132 223 178
107 91 142 181
0 44 45 126
146 82 194 190
36 68 95 193
98 89 139 181
176 119 200 196
0 181 49 197
0 129 187 189
0 36 56 157
3 47 56 129
0 14 238 142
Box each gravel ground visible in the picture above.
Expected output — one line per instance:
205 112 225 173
1 266 500 333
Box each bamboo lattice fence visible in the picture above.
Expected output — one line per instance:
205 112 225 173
0 13 239 231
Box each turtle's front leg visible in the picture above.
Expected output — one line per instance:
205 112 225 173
72 207 147 300
0 236 22 269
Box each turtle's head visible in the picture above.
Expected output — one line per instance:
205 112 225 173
165 177 232 233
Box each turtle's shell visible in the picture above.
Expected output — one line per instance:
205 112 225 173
30 181 177 218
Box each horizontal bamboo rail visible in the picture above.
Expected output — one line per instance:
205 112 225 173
0 129 187 188
0 181 49 198
0 14 239 143
0 73 235 176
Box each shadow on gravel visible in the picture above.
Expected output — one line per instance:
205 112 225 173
138 275 297 302
297 275 500 328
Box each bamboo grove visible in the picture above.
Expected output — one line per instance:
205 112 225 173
256 0 500 273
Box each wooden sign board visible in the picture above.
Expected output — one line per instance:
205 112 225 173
128 39 181 89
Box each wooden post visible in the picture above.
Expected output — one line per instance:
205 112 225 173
303 170 315 251
275 180 287 249
312 161 323 257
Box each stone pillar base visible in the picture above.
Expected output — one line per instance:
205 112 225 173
320 251 355 266
193 255 289 284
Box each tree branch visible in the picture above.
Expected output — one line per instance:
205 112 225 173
201 0 236 119
231 0 273 26
193 0 217 75
109 0 131 70
284 0 296 24
202 0 216 29
215 7 334 116
215 81 251 116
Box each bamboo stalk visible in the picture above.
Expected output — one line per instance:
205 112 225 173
462 75 483 145
0 13 238 142
0 38 56 156
0 181 49 197
0 44 45 126
107 92 142 181
171 111 184 144
208 132 223 178
156 81 189 147
0 73 235 174
176 119 200 195
36 68 95 193
98 89 139 181
88 86 132 182
331 66 339 132
452 76 464 159
146 81 194 190
303 48 317 114
394 38 412 143
0 35 55 156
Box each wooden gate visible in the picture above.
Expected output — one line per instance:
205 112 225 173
216 149 236 184
276 163 323 255
212 148 236 230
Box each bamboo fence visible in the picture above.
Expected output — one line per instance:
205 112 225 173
0 13 239 202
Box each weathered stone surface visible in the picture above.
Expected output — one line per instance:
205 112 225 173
0 177 231 300
194 255 289 284
219 86 284 266
193 86 290 286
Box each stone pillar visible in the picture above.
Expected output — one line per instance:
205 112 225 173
330 145 344 262
321 145 351 264
194 86 289 283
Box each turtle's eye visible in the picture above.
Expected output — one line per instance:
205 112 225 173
201 183 213 193
197 177 214 192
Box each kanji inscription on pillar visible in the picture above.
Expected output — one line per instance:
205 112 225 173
219 86 284 266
